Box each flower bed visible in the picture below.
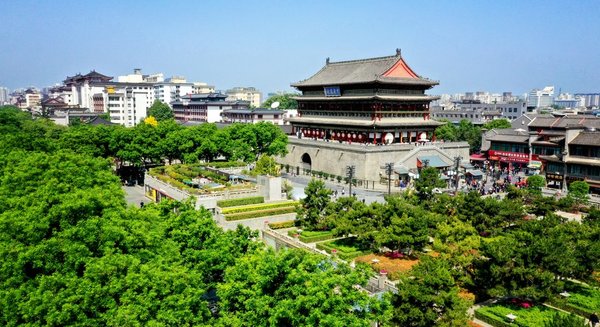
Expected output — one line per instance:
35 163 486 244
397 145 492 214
316 238 370 260
217 196 264 208
287 229 334 243
221 200 297 214
475 302 571 327
355 254 419 281
224 206 296 221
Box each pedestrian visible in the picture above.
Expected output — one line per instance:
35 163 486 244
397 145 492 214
334 189 338 197
140 201 144 208
590 312 599 327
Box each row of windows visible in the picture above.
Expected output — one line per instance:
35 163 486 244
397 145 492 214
302 112 424 118
490 143 529 153
570 145 600 157
569 164 600 178
532 146 561 156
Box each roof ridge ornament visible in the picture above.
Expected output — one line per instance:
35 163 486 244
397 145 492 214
396 48 401 56
326 57 330 65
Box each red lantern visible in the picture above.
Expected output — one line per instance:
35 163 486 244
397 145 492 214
358 134 363 140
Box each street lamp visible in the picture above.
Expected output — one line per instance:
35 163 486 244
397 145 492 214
384 163 394 196
562 150 568 193
454 156 462 195
346 165 355 197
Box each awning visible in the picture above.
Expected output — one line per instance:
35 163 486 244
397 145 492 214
417 155 451 168
394 165 409 175
466 169 484 177
470 154 486 161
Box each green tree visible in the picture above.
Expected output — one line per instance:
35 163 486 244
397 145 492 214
297 179 332 230
456 119 482 152
434 120 458 141
526 175 546 194
261 93 299 109
253 154 281 176
483 118 511 130
216 249 391 326
147 100 174 121
415 166 446 200
568 180 590 209
391 257 471 326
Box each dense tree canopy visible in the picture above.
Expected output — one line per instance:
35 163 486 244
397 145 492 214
147 100 174 121
434 119 482 152
483 118 511 130
261 93 299 109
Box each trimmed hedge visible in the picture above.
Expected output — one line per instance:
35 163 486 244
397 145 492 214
218 196 264 208
221 201 297 214
474 310 513 327
316 240 370 260
287 229 334 243
268 220 296 229
224 207 296 221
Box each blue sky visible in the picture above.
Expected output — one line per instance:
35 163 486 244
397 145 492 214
1 0 599 96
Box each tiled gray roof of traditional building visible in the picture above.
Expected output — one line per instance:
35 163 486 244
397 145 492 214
569 131 600 146
291 53 437 87
223 108 285 114
529 116 600 129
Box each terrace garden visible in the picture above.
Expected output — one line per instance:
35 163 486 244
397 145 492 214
149 162 254 194
475 300 576 327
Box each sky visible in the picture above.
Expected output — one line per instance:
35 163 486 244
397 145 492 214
1 0 599 96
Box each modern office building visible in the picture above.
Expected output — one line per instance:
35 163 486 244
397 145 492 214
528 86 555 108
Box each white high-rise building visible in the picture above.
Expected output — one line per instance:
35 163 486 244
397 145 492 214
528 86 554 108
0 87 9 105
106 83 154 127
154 76 193 107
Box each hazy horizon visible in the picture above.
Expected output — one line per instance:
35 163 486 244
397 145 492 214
2 0 599 96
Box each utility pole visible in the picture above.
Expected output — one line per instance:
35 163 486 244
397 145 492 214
346 165 355 197
385 162 394 196
454 156 462 195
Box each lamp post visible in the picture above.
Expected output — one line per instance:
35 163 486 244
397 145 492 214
346 165 355 197
385 162 394 196
562 150 568 193
454 156 462 195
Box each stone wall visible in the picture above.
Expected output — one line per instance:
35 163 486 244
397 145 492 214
278 137 470 182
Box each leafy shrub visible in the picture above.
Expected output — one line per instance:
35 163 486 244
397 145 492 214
288 229 334 243
224 207 296 221
268 220 296 229
317 238 370 260
217 196 264 208
221 201 298 214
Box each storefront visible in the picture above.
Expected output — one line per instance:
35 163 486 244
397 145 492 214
487 150 530 169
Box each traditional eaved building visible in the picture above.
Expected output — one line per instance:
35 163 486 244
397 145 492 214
287 49 443 145
279 50 470 185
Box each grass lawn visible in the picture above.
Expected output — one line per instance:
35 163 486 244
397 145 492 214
551 281 600 316
476 302 570 327
355 253 419 280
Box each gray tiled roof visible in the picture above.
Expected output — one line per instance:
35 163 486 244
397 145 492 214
569 132 600 146
292 53 437 87
529 116 600 129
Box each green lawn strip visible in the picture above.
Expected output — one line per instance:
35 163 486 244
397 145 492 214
217 196 264 208
224 206 296 221
287 229 334 243
268 220 296 229
221 200 297 214
316 238 371 260
548 282 600 316
475 303 572 327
